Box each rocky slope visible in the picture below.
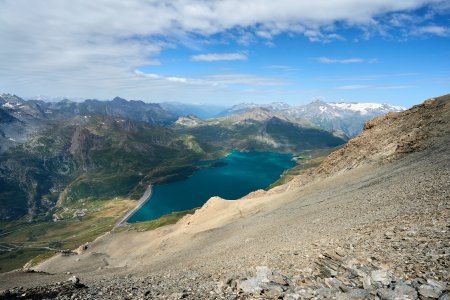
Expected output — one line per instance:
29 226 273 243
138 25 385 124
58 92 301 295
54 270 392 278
0 95 448 299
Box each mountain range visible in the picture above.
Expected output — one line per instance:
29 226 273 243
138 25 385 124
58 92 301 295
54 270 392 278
1 94 446 298
174 107 345 153
217 100 404 138
0 92 404 273
0 94 178 153
1 94 404 150
0 94 349 222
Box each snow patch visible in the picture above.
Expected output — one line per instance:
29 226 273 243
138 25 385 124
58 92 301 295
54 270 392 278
329 102 404 115
319 106 328 113
2 102 15 108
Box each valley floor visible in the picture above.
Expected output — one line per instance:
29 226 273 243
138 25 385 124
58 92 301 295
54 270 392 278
0 142 448 299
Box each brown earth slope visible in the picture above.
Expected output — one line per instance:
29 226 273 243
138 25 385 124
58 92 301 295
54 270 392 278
0 95 449 299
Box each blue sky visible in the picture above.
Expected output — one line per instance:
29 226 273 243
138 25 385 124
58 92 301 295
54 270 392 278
0 1 449 107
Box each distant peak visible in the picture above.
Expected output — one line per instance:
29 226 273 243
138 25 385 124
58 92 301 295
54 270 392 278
112 96 127 103
186 114 201 119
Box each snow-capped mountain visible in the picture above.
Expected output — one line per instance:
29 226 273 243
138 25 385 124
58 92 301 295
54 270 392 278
327 102 404 116
283 100 404 138
217 99 405 138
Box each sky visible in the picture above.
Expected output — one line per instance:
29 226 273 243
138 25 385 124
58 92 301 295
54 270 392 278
0 1 449 107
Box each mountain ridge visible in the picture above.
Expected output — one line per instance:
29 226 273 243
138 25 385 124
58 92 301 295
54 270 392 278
3 94 447 299
217 100 405 138
174 107 346 153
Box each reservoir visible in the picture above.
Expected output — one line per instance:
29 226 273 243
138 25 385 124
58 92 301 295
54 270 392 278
128 151 296 222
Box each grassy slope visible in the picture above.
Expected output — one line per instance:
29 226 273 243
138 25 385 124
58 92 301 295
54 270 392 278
0 199 135 272
0 201 198 272
176 118 345 154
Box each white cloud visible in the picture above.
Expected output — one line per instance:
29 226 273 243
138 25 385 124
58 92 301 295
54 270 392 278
263 65 300 72
264 65 292 69
166 77 188 83
413 25 450 36
0 0 447 100
304 31 345 42
317 57 369 64
134 70 286 87
134 71 162 79
134 70 203 85
191 53 247 62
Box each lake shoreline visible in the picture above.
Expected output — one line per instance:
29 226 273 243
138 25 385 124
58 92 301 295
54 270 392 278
115 185 153 227
129 151 296 223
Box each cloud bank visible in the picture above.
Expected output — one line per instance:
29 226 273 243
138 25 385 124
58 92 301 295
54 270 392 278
0 0 448 101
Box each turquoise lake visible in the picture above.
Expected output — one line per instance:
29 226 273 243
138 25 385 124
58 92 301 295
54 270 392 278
129 151 296 222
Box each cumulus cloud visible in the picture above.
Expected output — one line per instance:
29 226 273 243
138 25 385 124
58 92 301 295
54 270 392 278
191 53 247 62
0 0 448 100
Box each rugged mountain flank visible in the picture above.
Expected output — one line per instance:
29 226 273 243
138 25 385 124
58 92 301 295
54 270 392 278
0 94 179 154
288 95 449 186
2 95 447 299
0 115 204 220
217 100 404 138
0 94 53 153
48 97 178 125
174 107 346 153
